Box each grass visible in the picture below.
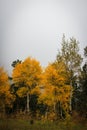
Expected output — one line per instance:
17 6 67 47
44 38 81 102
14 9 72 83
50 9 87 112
0 118 87 130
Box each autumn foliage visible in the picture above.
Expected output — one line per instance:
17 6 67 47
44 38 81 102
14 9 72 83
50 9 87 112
12 57 42 113
0 36 86 122
38 61 71 119
0 67 15 115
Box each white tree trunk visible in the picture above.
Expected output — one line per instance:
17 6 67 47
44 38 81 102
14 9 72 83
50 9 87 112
27 92 30 113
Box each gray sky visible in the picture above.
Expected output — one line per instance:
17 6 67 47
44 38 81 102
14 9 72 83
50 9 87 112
0 0 87 75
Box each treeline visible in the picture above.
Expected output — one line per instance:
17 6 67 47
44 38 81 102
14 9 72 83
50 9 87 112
0 35 87 120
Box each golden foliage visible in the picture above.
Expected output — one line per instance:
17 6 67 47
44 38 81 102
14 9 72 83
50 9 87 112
12 57 42 96
17 87 28 97
0 67 15 107
38 62 72 112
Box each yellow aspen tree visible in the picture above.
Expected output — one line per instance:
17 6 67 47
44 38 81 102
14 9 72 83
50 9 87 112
12 57 42 113
0 67 15 115
38 61 72 119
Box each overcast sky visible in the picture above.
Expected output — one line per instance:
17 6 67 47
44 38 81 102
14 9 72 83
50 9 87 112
0 0 87 75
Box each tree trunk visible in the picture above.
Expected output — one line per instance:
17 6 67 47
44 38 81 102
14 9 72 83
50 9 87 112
45 107 48 119
2 103 5 118
60 102 63 118
70 80 72 114
54 102 56 113
27 92 30 113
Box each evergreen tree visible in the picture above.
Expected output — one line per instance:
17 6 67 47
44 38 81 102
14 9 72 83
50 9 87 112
77 46 87 116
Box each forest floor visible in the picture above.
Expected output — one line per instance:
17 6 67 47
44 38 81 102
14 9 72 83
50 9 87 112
0 118 87 130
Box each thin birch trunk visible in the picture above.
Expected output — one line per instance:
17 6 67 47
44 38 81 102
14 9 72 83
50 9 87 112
27 92 30 113
54 102 56 113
